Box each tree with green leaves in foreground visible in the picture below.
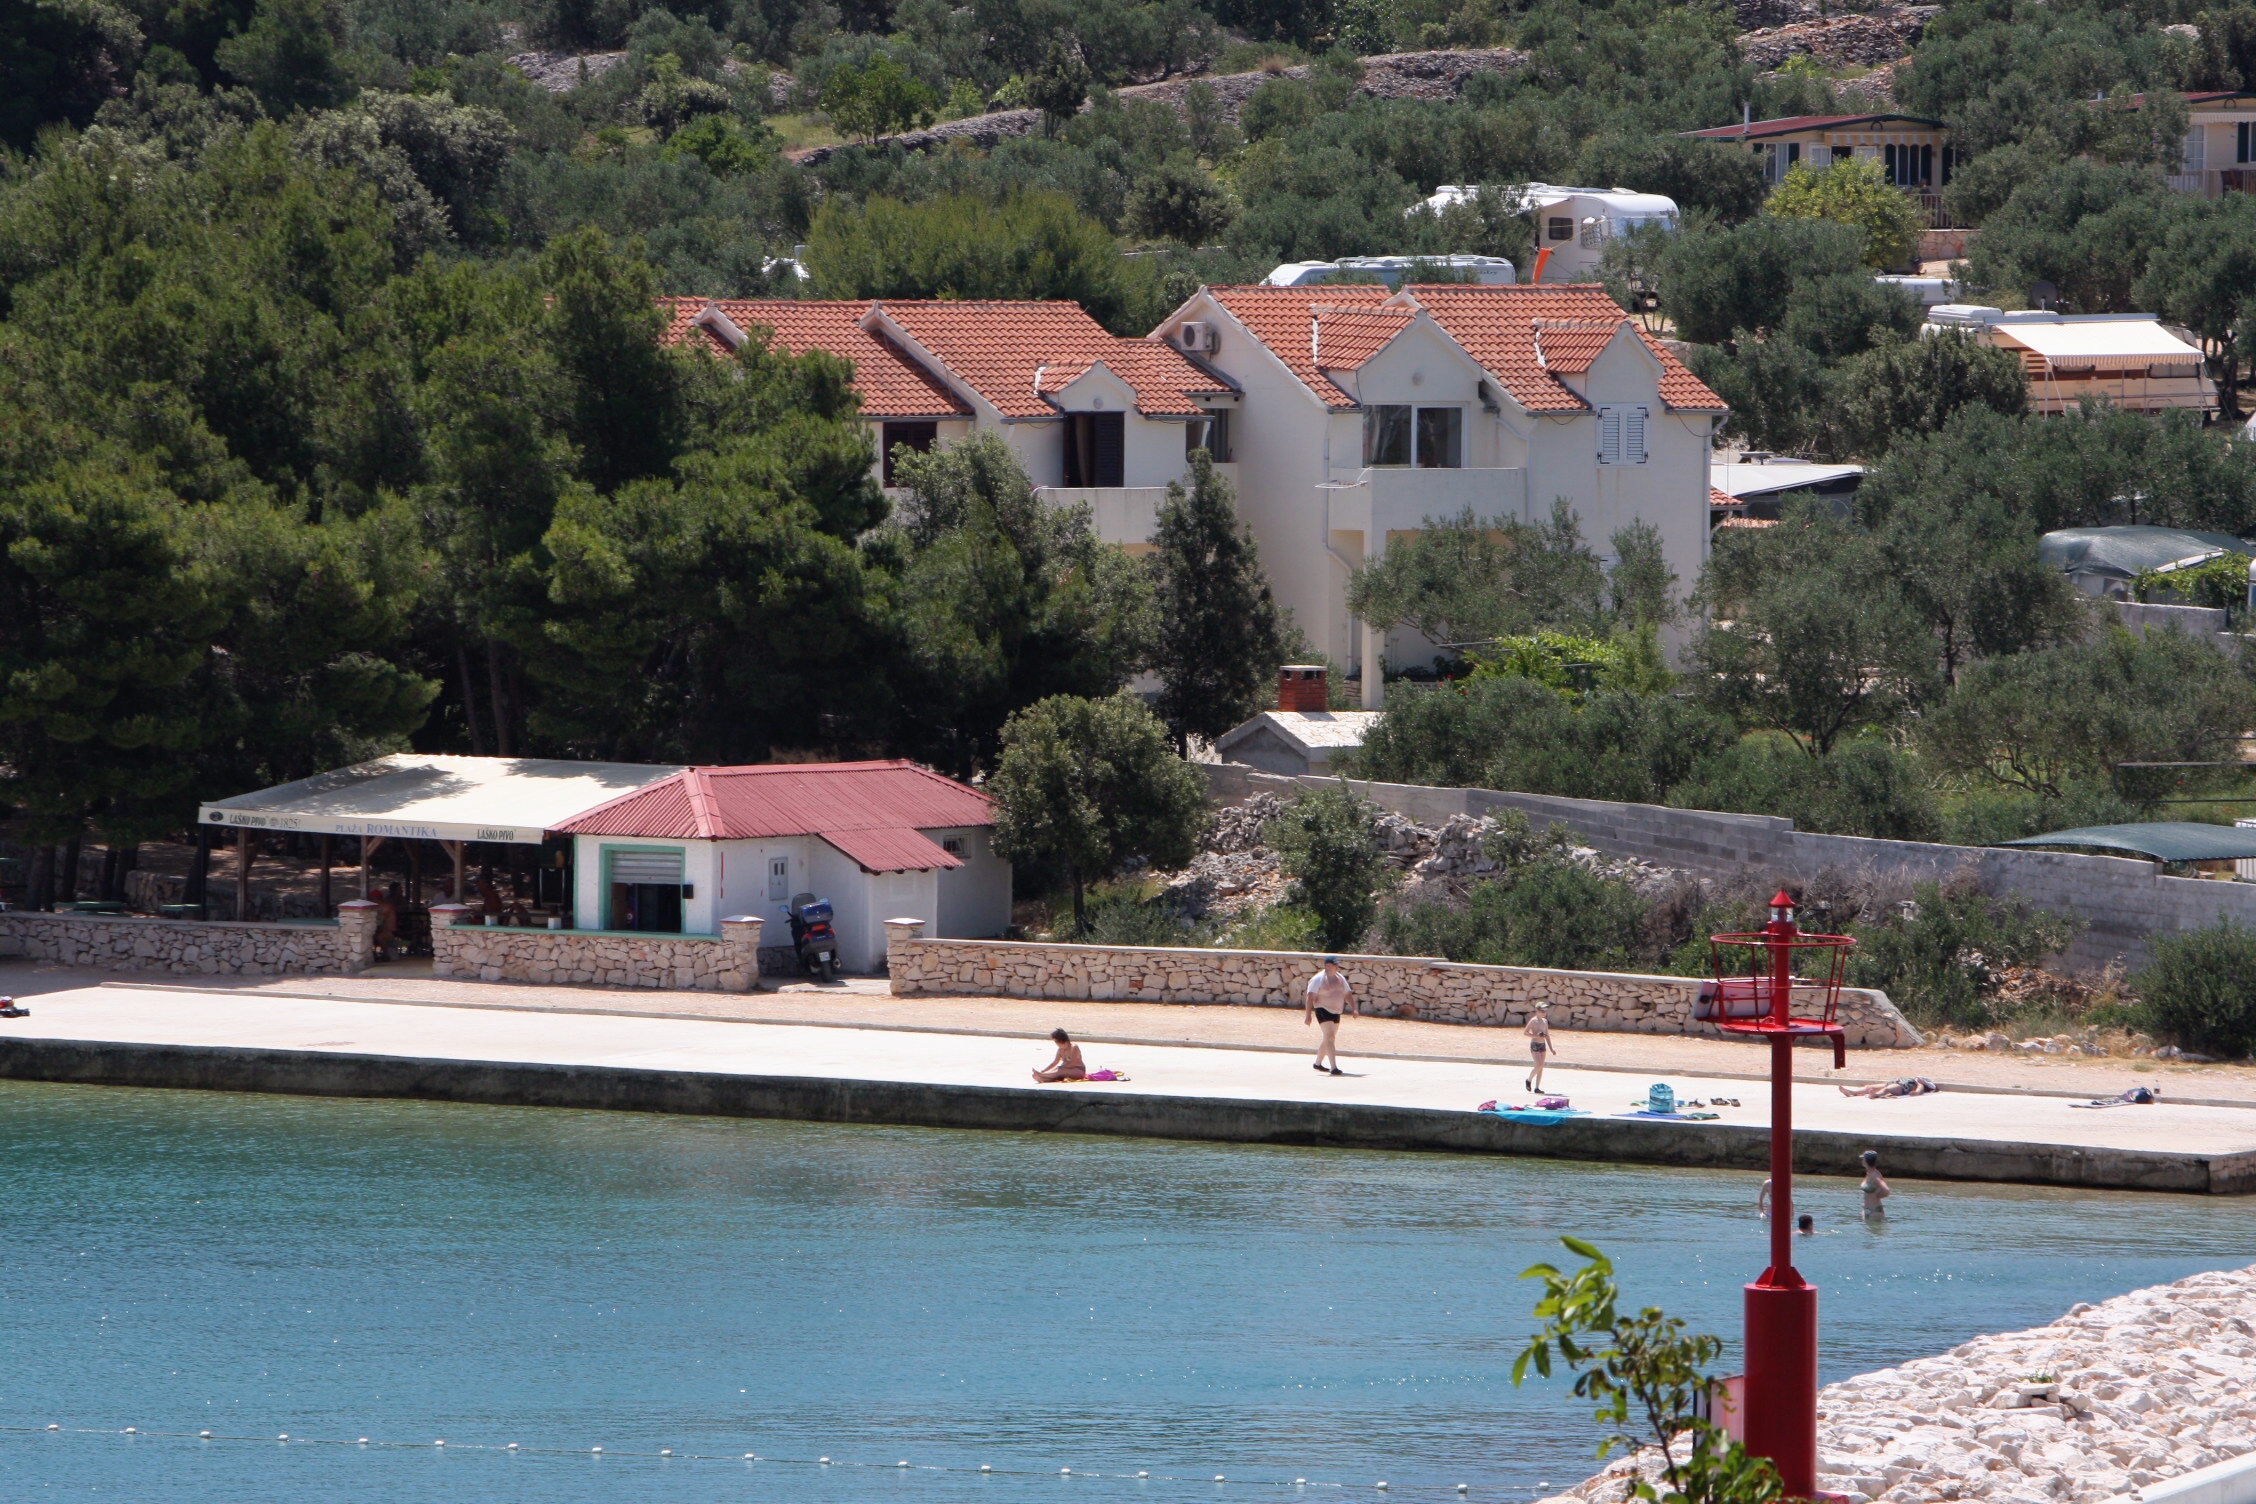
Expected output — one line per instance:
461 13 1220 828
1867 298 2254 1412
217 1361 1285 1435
1763 158 1919 272
1264 785 1390 952
1150 449 1284 754
1516 1238 1783 1504
987 693 1206 933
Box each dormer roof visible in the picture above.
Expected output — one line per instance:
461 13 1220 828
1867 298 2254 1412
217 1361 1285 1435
657 298 969 419
867 301 1222 419
1199 283 1725 414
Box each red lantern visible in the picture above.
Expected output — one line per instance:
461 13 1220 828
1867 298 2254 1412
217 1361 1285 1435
1698 891 1854 1499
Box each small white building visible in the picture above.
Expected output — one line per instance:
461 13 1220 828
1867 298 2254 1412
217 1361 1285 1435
1149 282 1727 702
662 297 1229 553
1214 710 1384 776
552 760 1010 973
1415 184 1679 283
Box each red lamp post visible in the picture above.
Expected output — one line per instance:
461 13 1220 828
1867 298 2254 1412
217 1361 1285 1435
1702 891 1853 1500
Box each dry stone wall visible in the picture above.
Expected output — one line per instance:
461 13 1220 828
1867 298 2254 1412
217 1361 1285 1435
884 927 1920 1048
0 905 378 975
429 909 764 992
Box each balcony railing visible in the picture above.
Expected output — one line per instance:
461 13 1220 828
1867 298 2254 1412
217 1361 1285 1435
1322 466 1532 539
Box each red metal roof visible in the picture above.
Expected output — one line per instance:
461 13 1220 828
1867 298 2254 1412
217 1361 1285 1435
1680 112 1943 140
1205 283 1724 414
872 301 1219 418
556 761 992 871
656 298 969 419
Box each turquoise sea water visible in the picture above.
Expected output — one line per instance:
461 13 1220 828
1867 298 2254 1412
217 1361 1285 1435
0 1080 2250 1503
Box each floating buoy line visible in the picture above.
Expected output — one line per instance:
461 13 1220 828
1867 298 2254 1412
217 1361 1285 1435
5 1423 1520 1496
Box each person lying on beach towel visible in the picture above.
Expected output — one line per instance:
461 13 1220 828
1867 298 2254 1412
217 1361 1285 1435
2070 1086 2161 1109
1838 1076 1940 1099
1033 1029 1087 1082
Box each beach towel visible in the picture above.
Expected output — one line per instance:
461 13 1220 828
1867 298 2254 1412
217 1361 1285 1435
1083 1069 1129 1082
1618 1110 1721 1121
1477 1104 1589 1125
1536 1095 1570 1110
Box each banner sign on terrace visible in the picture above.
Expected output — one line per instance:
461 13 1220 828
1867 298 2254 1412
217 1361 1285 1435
199 808 539 845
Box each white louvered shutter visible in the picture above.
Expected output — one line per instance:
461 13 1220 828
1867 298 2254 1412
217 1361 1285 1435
1598 406 1623 465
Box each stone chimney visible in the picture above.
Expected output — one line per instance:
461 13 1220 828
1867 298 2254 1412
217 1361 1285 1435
1278 665 1328 712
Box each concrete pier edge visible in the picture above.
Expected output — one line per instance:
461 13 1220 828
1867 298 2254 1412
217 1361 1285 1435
1 1036 2248 1194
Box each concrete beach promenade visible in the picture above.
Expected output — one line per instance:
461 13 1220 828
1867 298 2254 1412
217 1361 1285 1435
3 966 2253 1192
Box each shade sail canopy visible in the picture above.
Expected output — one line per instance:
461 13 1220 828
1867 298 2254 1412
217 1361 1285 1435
1999 822 2256 862
201 755 683 845
1991 319 2205 369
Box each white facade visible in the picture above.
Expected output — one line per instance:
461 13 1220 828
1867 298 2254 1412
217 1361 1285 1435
569 824 1009 974
1413 185 1679 283
1146 287 1723 706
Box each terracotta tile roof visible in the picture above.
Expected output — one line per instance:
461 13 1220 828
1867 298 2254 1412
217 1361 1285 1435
871 301 1218 419
556 760 991 872
1680 112 1942 139
1715 515 1778 529
655 297 968 419
1206 283 1723 414
1207 284 1395 406
1710 487 1738 509
1313 307 1416 374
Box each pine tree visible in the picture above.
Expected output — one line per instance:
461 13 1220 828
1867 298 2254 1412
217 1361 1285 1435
1149 450 1284 754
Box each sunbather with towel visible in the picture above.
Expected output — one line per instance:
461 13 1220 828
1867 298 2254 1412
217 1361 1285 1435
1033 1029 1088 1082
1838 1076 1939 1099
2071 1086 2161 1108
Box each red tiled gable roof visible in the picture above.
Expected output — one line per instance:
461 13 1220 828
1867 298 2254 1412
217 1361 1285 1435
556 760 992 871
1207 283 1723 413
655 297 968 419
1681 112 1942 139
872 301 1217 419
1207 284 1394 406
1312 307 1417 373
1710 487 1738 509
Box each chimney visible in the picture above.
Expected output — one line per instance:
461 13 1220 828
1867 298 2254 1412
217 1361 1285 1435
1278 665 1328 712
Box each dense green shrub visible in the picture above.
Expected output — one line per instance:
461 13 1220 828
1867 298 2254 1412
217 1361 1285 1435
1264 786 1392 951
2132 919 2256 1058
1380 858 1647 972
1669 737 1942 843
1846 880 2084 1029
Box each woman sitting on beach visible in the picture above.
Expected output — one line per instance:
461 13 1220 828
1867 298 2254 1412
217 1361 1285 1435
1033 1029 1088 1083
1839 1076 1940 1099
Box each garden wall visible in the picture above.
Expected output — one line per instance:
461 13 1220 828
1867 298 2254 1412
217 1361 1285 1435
429 907 764 991
0 904 379 976
1205 765 2252 975
882 922 1922 1048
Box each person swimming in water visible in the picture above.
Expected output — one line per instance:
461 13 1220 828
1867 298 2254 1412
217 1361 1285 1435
1796 1213 1815 1235
1033 1029 1087 1082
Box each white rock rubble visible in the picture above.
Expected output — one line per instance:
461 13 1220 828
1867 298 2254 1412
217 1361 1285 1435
1563 1265 2256 1504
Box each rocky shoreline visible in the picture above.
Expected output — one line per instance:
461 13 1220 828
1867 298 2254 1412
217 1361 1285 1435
1562 1265 2256 1504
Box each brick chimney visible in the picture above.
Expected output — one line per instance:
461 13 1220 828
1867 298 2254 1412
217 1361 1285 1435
1278 665 1328 712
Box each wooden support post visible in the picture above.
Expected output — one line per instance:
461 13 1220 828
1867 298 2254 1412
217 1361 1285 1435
319 833 332 916
442 840 464 905
360 835 387 899
235 829 252 922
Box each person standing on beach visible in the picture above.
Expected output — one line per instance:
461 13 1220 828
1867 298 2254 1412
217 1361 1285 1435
1524 1007 1555 1092
1304 957 1356 1076
1858 1149 1891 1218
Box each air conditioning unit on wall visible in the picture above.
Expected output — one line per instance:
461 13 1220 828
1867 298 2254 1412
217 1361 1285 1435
1175 321 1219 355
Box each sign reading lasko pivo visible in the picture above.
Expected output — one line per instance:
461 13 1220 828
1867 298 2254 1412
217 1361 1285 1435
199 807 534 844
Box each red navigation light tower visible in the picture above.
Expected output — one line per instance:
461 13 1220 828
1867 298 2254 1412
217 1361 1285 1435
1701 891 1853 1500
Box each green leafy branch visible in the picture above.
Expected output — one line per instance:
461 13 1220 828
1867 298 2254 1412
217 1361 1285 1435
1513 1238 1783 1504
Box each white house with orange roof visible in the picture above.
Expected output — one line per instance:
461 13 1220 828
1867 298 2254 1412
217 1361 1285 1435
1148 282 1728 702
661 297 1232 549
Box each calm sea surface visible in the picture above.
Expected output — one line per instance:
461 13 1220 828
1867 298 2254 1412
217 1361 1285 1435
0 1080 2250 1503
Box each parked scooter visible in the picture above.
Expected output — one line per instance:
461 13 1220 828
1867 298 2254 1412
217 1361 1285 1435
788 893 841 981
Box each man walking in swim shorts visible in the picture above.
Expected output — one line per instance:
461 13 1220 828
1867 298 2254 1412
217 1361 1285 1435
1304 956 1356 1076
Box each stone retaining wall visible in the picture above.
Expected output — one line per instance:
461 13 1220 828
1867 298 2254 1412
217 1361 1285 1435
0 904 378 976
1206 763 2256 974
429 907 764 991
883 923 1920 1048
